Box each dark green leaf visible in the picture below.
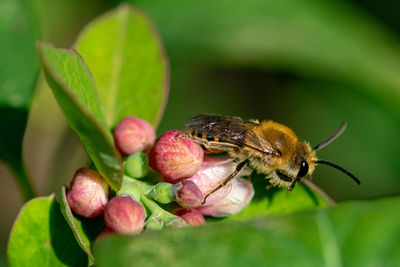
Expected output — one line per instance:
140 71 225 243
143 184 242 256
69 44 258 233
7 195 88 267
75 4 169 128
0 0 38 200
95 196 400 266
37 42 123 190
57 186 105 261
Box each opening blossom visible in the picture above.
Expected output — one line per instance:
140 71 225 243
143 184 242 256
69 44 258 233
186 157 240 205
197 177 254 217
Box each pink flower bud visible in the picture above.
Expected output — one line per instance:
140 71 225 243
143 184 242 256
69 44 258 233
174 208 205 226
104 195 146 235
186 157 239 205
96 227 116 241
148 130 203 181
173 181 203 208
113 116 155 156
197 178 254 217
67 168 109 218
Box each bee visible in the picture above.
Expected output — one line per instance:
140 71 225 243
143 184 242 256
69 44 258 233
184 114 360 203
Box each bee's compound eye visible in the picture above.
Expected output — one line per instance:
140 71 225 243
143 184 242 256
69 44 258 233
297 161 309 178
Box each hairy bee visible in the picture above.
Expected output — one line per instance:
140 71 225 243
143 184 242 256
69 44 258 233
184 114 360 203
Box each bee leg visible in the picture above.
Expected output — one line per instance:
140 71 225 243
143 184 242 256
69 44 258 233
287 180 296 193
202 159 249 205
176 133 191 139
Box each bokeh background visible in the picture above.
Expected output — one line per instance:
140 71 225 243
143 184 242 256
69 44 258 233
1 0 400 265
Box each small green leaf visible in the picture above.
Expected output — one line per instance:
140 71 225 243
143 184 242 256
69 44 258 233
95 196 400 266
7 195 88 267
0 0 38 200
75 4 169 128
37 42 123 190
57 186 104 261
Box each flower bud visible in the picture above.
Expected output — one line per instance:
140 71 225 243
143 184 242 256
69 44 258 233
96 227 115 241
148 130 203 181
104 195 146 235
186 157 239 205
174 208 205 226
114 116 155 156
197 178 254 217
150 182 174 204
173 181 203 208
124 152 149 179
67 168 109 218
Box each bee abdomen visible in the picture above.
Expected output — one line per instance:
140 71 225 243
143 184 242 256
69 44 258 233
191 130 217 142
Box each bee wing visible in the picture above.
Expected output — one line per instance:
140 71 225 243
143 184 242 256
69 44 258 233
185 114 280 156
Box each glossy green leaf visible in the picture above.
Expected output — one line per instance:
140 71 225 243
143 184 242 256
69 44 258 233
7 195 88 267
57 186 104 261
95 195 400 266
75 4 169 128
0 0 38 200
37 42 123 190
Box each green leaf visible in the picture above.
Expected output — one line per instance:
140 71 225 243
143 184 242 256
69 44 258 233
57 186 105 262
230 173 331 220
0 0 38 200
7 195 88 267
75 4 169 128
37 42 123 190
94 196 400 266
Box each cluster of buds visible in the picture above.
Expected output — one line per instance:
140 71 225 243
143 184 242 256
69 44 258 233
66 116 255 239
67 168 146 235
67 116 156 236
148 129 254 218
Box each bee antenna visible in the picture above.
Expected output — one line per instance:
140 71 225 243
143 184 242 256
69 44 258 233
313 122 347 151
313 159 361 185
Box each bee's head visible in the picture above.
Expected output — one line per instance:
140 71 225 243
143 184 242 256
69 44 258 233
271 141 316 190
294 142 316 179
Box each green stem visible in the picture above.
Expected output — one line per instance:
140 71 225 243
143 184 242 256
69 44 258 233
9 159 36 202
141 195 165 215
141 195 187 228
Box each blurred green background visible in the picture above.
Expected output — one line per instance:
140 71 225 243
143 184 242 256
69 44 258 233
1 0 400 265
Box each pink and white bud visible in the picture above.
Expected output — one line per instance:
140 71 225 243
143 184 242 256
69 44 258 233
104 195 146 235
186 157 245 205
173 181 203 208
197 178 254 217
174 208 205 226
148 130 203 181
67 168 109 218
113 116 155 156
